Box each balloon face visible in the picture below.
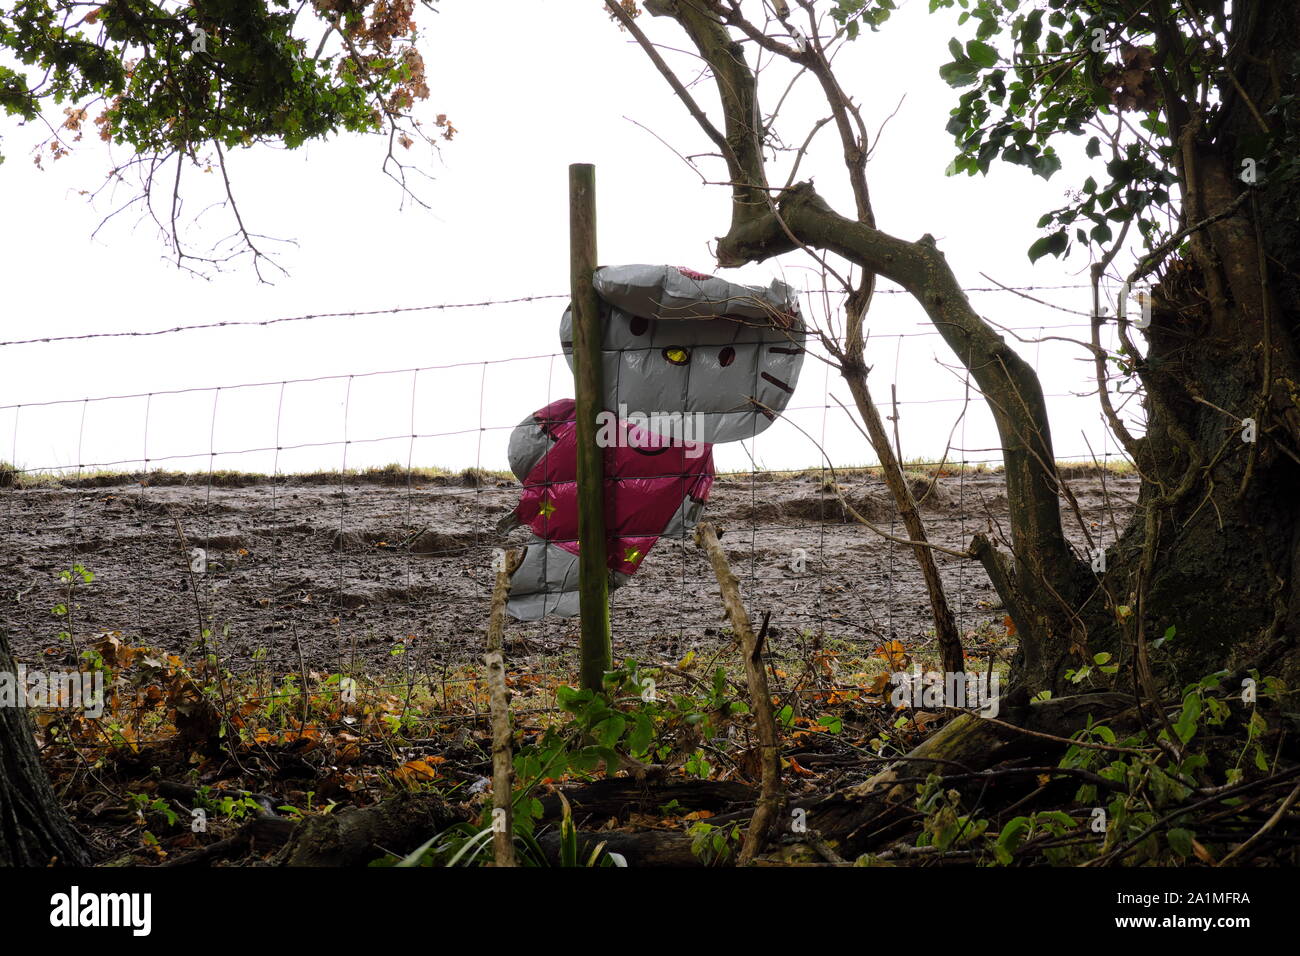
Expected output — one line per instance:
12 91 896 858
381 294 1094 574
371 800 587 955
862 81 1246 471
560 308 805 445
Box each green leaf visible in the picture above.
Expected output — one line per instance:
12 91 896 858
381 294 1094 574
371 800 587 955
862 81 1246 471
939 62 980 88
597 747 622 777
1020 10 1043 45
1166 828 1194 858
817 714 843 734
628 713 653 756
1031 148 1062 179
965 40 998 68
568 747 601 774
1174 694 1202 744
996 815 1031 850
592 714 626 748
560 796 578 867
1027 230 1067 262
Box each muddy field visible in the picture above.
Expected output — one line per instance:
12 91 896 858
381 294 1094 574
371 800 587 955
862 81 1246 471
1 469 1139 676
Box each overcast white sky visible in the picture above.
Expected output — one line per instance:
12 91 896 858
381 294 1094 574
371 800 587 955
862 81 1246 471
0 0 1143 477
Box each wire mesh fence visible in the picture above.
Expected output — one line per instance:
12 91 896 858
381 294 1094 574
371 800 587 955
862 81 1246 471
0 284 1141 727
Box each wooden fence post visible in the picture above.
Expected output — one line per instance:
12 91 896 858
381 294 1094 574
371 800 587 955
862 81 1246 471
569 163 611 692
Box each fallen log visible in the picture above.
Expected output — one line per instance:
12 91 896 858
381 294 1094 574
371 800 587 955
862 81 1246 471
156 783 462 867
161 817 296 867
537 778 755 823
536 828 702 867
274 791 462 866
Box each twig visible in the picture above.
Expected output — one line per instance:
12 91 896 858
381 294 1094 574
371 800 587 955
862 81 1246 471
485 548 521 867
694 523 784 865
1217 779 1300 865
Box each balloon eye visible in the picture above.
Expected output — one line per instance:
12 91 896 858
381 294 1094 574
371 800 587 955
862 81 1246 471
663 347 690 366
719 346 736 367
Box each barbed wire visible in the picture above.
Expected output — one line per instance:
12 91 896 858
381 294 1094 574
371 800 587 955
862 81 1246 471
0 321 1107 414
0 283 1097 349
0 295 572 348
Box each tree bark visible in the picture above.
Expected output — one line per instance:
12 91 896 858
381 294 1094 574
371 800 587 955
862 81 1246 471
274 791 460 867
1077 0 1300 694
0 629 91 866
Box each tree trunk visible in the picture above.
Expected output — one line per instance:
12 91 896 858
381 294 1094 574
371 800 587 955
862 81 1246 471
0 629 90 866
634 0 1300 700
1080 0 1300 695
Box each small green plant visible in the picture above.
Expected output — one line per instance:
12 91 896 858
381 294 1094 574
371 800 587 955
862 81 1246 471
51 564 94 655
684 749 712 779
1064 651 1120 685
385 793 623 868
375 658 755 867
990 811 1079 865
914 776 989 851
128 793 179 829
900 654 1292 866
190 787 264 823
688 820 743 865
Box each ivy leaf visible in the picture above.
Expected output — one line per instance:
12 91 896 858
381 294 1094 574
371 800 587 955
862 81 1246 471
1174 694 1202 744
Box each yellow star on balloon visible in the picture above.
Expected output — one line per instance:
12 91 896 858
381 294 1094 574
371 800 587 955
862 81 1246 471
623 546 643 564
538 496 557 519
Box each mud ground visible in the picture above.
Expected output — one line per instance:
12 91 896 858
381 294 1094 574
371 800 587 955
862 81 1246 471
1 469 1139 677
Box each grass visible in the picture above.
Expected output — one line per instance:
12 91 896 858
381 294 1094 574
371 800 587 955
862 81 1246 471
0 456 1135 491
0 462 515 490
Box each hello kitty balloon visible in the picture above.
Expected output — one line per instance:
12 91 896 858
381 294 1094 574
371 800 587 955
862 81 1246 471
499 265 806 620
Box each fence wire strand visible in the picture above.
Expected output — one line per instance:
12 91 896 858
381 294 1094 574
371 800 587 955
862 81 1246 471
1 284 1137 736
